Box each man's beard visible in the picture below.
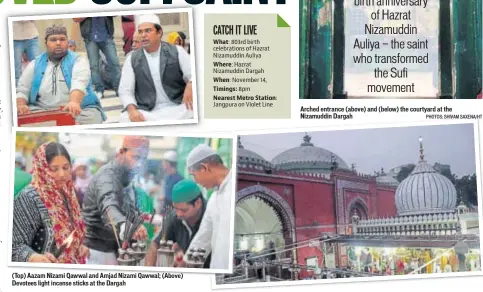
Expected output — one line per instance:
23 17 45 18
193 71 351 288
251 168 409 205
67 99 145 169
127 168 139 181
122 164 140 182
48 49 67 61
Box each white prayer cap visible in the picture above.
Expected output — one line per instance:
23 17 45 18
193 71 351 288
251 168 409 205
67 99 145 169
186 144 216 169
73 157 89 169
15 152 26 166
163 150 177 162
136 14 161 28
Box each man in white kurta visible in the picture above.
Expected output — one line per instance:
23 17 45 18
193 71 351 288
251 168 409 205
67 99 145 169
118 14 193 122
176 144 233 270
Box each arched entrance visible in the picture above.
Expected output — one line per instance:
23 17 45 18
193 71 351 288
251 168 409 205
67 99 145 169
346 196 369 223
235 198 284 252
236 185 296 258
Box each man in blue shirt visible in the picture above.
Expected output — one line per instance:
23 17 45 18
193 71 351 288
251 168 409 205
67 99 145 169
161 150 183 214
73 17 121 99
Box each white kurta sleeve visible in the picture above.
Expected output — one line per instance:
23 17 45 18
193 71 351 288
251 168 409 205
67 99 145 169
176 46 192 83
216 186 233 270
118 53 138 108
184 195 215 260
70 55 91 95
17 60 36 101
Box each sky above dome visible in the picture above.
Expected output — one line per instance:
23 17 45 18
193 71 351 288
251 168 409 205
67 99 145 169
240 123 477 177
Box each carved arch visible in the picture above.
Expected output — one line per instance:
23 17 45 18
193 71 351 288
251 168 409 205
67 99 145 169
237 185 296 242
345 196 370 223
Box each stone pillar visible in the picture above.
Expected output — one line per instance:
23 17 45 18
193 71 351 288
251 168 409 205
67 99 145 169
70 21 84 52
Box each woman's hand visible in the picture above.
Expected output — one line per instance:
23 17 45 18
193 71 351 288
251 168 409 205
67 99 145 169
79 245 90 259
28 252 57 263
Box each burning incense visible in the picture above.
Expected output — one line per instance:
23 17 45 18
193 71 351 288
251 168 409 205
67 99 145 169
54 231 75 258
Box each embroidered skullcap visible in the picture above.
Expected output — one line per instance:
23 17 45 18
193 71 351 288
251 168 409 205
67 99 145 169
172 180 201 203
45 24 67 41
136 14 161 27
122 136 150 150
186 144 216 169
68 40 76 46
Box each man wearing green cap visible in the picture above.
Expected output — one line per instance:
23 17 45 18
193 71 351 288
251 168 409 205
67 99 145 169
175 144 233 270
144 179 209 267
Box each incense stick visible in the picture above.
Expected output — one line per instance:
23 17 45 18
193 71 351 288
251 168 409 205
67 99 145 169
147 209 156 228
53 231 75 258
107 208 121 249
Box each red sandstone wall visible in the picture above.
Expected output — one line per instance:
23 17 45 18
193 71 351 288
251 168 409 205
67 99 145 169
236 175 296 211
295 226 335 278
236 172 397 279
375 187 397 217
297 245 323 279
292 182 335 227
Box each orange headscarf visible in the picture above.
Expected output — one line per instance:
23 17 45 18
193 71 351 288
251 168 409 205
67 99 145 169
30 143 86 264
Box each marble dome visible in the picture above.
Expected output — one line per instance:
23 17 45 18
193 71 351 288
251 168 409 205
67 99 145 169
376 174 400 187
271 134 349 174
237 137 272 170
395 138 457 216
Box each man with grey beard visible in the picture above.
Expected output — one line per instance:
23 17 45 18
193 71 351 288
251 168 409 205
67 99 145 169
83 136 150 265
16 25 105 125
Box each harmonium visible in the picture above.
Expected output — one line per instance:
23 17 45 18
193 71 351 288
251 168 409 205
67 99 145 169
18 110 76 127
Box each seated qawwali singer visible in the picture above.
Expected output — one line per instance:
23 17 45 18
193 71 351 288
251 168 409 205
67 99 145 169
145 179 210 267
118 14 193 122
16 25 105 125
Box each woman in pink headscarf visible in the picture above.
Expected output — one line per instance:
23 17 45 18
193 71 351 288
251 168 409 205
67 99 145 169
72 158 92 205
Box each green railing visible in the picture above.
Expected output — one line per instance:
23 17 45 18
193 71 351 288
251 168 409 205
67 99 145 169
301 0 482 99
300 0 334 99
451 0 482 98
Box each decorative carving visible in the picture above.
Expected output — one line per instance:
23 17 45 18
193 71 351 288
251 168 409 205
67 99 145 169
335 179 370 233
345 196 369 223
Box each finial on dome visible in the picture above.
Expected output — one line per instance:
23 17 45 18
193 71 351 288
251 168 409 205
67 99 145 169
238 136 244 149
419 136 424 161
301 133 314 146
